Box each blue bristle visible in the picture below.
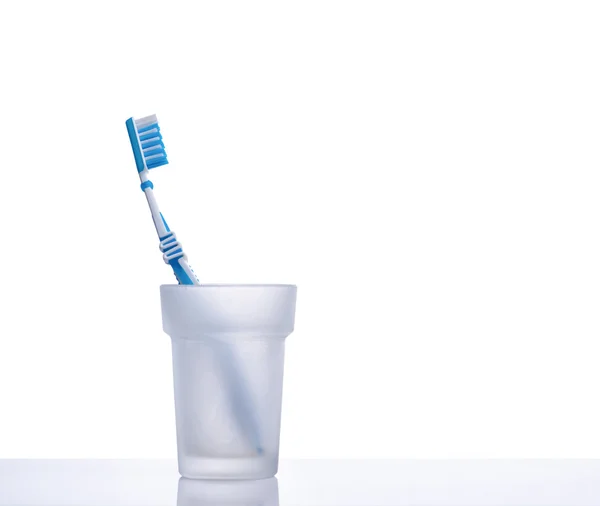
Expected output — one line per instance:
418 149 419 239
137 123 160 134
147 158 168 169
144 148 165 158
141 139 164 149
139 131 160 142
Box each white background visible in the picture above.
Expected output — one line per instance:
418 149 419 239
1 1 600 458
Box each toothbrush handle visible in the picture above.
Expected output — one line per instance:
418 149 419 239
169 257 198 285
159 231 199 285
140 184 199 285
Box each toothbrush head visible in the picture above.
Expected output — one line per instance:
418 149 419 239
125 114 168 172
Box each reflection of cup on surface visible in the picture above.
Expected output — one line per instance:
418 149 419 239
177 477 279 506
161 284 297 479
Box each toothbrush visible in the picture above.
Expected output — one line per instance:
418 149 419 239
125 115 199 285
125 114 263 454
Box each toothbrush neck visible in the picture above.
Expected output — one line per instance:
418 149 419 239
139 176 169 238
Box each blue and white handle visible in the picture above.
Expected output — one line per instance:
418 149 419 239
126 115 199 285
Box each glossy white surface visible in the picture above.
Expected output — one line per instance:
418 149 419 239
1 459 599 505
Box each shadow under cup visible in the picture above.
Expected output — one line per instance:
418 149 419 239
160 284 297 480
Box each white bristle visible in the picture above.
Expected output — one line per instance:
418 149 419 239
142 136 162 148
135 114 158 128
140 128 159 137
145 153 165 161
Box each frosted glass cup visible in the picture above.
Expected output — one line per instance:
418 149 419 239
160 284 297 480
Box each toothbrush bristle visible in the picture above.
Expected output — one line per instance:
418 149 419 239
132 115 169 170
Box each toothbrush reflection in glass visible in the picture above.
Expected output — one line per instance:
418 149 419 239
125 115 199 285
